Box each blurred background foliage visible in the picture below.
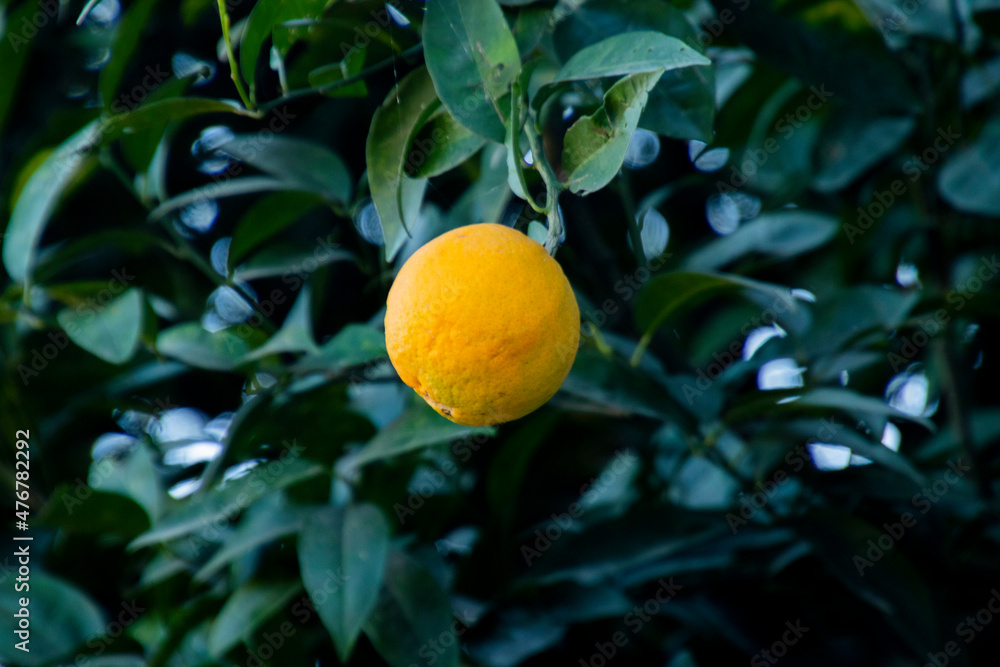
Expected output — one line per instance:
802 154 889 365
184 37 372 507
1 0 1000 665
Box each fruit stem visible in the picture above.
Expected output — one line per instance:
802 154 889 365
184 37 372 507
543 189 562 255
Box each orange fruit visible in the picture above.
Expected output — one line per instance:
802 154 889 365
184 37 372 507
384 223 580 426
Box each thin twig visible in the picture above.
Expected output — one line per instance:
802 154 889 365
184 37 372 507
257 43 425 115
217 0 254 111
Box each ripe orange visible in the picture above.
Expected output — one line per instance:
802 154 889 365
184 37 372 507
384 223 580 426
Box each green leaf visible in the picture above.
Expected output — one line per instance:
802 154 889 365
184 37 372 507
684 210 839 271
244 284 320 360
0 572 106 666
445 144 513 230
518 511 727 586
366 66 438 261
551 0 715 141
554 0 706 57
240 0 334 100
56 288 144 365
560 343 683 420
640 65 716 143
292 323 387 374
228 191 325 268
562 70 664 195
423 0 522 142
505 80 535 204
938 120 1000 217
802 285 920 357
353 401 495 467
725 387 936 431
157 322 251 371
219 134 352 205
148 176 294 221
90 441 166 522
407 108 488 178
362 551 459 667
773 419 925 484
486 411 559 529
555 31 709 82
3 122 100 282
632 272 798 364
99 97 254 144
299 504 390 662
99 0 161 107
38 487 150 539
813 115 916 192
232 241 353 282
208 581 304 657
195 494 306 581
308 46 369 98
512 5 550 57
129 457 323 549
117 77 199 173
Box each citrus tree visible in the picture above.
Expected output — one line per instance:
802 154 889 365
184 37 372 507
2 0 1000 665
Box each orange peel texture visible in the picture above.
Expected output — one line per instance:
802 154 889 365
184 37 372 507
384 223 580 426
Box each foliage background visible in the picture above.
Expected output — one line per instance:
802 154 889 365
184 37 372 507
2 0 1000 665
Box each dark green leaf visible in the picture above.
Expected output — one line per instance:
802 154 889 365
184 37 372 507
562 70 664 194
559 343 682 420
292 323 387 374
148 176 294 221
407 108 487 178
129 457 324 549
633 272 799 363
555 0 705 55
552 0 715 141
813 115 916 192
308 46 369 98
208 581 304 657
555 32 709 82
195 494 306 581
219 134 352 205
353 400 495 467
505 79 534 203
232 241 353 282
3 123 100 282
938 120 1000 217
157 322 251 371
99 0 161 106
299 504 390 661
0 572 106 666
362 551 459 667
725 387 935 431
640 65 716 142
240 0 334 100
228 191 325 268
423 0 522 142
366 66 438 261
57 288 144 365
244 284 320 360
90 441 166 522
99 97 255 144
38 487 150 538
684 210 838 271
445 144 513 230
